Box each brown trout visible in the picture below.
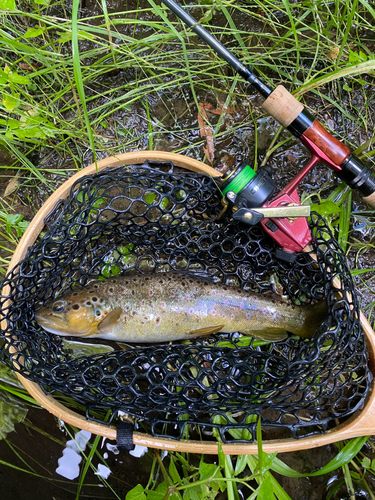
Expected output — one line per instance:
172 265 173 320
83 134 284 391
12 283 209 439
35 273 327 343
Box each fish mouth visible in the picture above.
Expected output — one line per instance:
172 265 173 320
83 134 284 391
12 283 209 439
35 311 94 337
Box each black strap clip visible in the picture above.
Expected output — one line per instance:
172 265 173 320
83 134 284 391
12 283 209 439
116 418 135 451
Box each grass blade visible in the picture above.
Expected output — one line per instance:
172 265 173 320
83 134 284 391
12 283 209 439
294 60 375 97
71 0 97 168
338 191 352 253
271 436 369 477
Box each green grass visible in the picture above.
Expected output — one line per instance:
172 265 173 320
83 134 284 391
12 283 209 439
0 0 375 498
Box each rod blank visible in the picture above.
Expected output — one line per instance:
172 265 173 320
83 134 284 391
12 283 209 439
161 0 272 97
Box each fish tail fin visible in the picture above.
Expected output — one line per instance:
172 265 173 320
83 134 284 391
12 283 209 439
295 300 328 339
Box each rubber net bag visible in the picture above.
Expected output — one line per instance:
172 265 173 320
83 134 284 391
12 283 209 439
0 161 370 443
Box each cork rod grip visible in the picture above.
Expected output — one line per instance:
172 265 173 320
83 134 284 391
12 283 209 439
261 85 303 127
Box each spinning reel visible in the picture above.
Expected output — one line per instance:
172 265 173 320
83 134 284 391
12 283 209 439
219 161 310 258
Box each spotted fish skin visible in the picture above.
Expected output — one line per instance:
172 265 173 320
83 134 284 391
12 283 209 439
35 273 327 342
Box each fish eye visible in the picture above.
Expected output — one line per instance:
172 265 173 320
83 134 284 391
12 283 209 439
53 302 65 313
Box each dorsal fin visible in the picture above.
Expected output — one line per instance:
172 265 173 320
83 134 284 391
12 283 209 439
170 269 219 283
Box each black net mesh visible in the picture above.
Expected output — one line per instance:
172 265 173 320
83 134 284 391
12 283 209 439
0 161 371 443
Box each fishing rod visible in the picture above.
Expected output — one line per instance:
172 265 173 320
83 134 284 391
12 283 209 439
161 0 375 257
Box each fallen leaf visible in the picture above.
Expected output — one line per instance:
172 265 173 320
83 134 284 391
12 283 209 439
198 102 215 164
105 68 121 77
327 46 340 61
201 101 234 115
4 175 19 196
219 153 236 174
197 102 235 163
19 62 39 71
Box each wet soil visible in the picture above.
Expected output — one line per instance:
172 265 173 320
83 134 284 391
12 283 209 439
1 1 375 499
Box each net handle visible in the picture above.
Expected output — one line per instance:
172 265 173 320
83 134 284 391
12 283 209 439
4 151 375 455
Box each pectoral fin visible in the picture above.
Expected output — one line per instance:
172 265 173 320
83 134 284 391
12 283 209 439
187 325 224 336
98 307 122 334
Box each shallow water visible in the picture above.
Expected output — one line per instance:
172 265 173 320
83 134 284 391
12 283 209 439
0 408 155 499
